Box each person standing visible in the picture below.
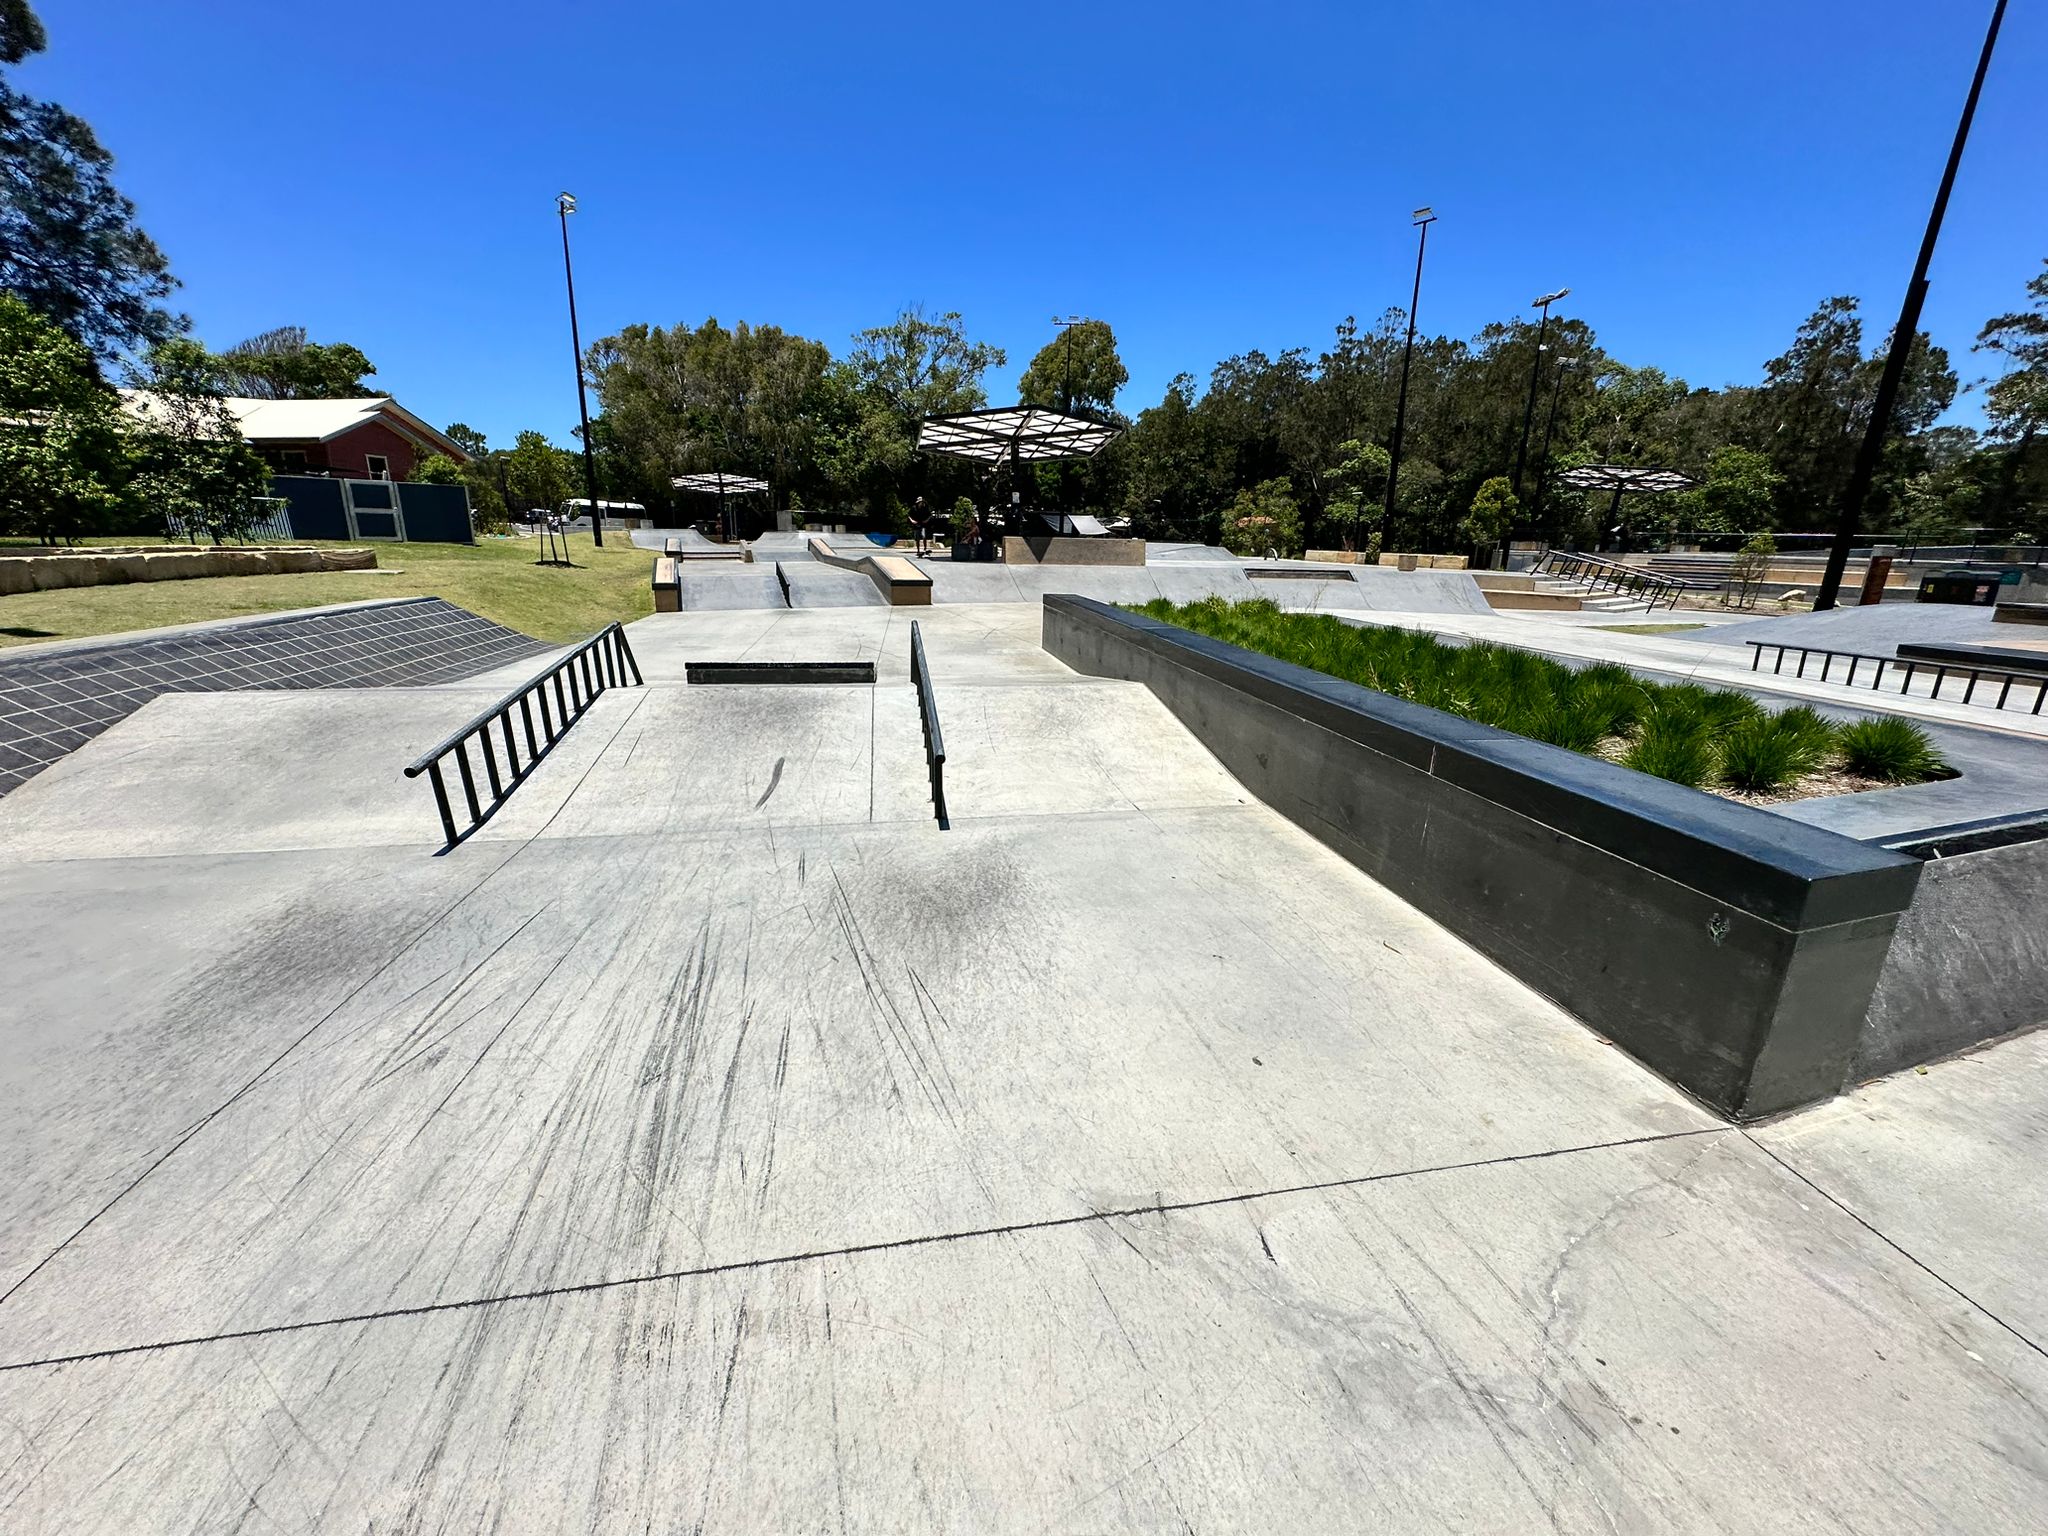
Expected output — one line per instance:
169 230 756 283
910 496 930 556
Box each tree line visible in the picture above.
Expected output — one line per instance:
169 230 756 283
572 277 2044 557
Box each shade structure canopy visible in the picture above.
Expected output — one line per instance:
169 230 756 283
916 406 1122 467
670 472 771 541
1555 465 1695 494
670 472 771 495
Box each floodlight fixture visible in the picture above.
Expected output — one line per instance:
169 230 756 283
557 192 576 216
1532 287 1570 308
1412 206 1436 225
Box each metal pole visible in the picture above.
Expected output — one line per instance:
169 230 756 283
1531 355 1574 529
1815 0 2005 610
558 193 604 549
1384 209 1435 540
1511 300 1556 502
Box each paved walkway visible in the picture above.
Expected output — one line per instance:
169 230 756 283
0 604 2042 1530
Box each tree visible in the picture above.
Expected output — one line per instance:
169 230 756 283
443 422 488 459
1459 475 1519 559
215 326 379 398
1679 446 1782 536
0 290 128 542
1114 374 1227 543
1018 319 1127 417
410 453 463 485
587 317 835 514
0 2 178 357
827 306 1005 512
1219 478 1301 557
504 429 574 516
1729 532 1776 610
125 339 271 542
1322 438 1390 553
1975 259 2048 525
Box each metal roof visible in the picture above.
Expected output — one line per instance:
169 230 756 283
916 406 1122 465
670 472 770 494
1555 464 1696 493
116 393 470 462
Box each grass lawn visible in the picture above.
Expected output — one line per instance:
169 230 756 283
0 534 653 649
1133 597 1950 798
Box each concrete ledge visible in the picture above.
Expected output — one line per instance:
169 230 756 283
1858 832 2048 1078
1483 590 1583 612
806 538 933 605
1042 594 1922 1118
1897 641 2048 675
1381 551 1469 570
1003 535 1146 567
1992 602 2048 626
0 546 374 594
652 557 680 613
684 660 877 684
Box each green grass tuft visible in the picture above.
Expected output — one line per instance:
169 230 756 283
1623 717 1717 787
1838 717 1950 781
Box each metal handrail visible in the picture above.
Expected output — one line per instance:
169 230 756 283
775 561 792 607
1534 549 1691 610
909 619 948 829
1747 640 2048 715
404 622 645 847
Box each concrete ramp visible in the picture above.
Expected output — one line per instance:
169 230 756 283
781 559 888 607
676 564 782 610
3 600 2041 1531
0 689 638 860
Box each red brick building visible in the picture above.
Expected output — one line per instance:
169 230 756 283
122 394 469 481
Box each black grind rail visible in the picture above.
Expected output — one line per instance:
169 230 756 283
910 619 948 829
404 622 644 848
1747 639 2048 714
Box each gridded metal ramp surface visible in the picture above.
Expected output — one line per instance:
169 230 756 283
0 598 552 796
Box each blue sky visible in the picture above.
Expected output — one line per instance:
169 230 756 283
31 1 2044 449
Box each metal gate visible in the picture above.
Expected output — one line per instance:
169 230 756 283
342 479 407 541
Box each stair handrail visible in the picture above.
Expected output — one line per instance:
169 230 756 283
1535 548 1689 610
909 619 949 828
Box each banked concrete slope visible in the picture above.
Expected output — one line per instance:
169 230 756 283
678 539 1500 614
0 603 2042 1531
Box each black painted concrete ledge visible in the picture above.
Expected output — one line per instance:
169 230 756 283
684 661 877 685
1043 595 1923 1119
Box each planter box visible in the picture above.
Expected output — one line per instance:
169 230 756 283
1041 595 1922 1119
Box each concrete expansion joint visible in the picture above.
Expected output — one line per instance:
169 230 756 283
0 1127 1729 1377
1742 1132 2048 1365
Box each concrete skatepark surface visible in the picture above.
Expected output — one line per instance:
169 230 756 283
1 603 2045 1530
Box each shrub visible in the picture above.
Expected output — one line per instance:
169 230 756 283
1121 599 1951 797
1718 712 1825 793
1770 706 1839 770
1839 717 1949 781
1571 666 1650 738
1624 719 1716 788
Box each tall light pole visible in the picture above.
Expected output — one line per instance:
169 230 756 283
1530 353 1580 529
1512 287 1570 503
1383 207 1436 539
1051 314 1089 413
557 192 604 549
1814 0 2006 609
